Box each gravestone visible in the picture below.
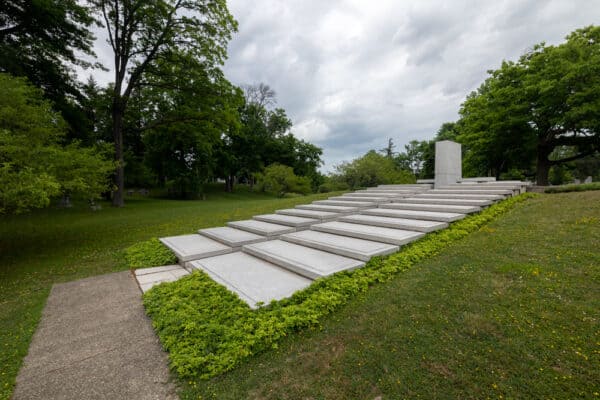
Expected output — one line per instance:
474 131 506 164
434 140 462 188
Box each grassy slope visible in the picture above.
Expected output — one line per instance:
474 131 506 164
183 191 600 400
0 188 339 400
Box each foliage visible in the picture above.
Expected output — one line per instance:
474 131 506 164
0 74 114 214
457 25 600 184
544 182 600 193
124 238 177 269
255 164 312 197
0 0 97 135
143 194 536 380
332 150 415 189
317 177 350 193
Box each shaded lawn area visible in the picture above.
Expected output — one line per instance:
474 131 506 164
0 187 339 400
182 191 600 399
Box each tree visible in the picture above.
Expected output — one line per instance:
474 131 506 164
90 0 237 206
395 140 429 176
0 74 113 214
333 150 415 189
458 26 600 185
379 138 396 158
0 0 98 136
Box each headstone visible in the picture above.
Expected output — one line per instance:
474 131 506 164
584 176 593 183
434 140 462 188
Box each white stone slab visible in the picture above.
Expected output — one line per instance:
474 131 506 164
281 230 399 261
343 192 401 198
429 189 512 196
441 184 520 191
330 195 391 203
361 207 466 222
393 197 494 206
189 252 312 308
380 202 481 214
312 221 425 245
227 219 295 236
243 240 364 279
313 200 377 208
198 226 268 248
276 208 341 221
376 184 432 189
253 213 320 227
159 234 232 262
415 193 504 200
136 266 190 292
339 214 448 233
296 204 359 213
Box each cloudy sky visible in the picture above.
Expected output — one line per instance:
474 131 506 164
90 0 600 172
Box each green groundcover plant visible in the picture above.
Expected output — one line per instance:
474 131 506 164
544 182 600 193
138 193 536 379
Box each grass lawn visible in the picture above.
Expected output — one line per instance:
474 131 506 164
181 191 600 399
0 186 340 400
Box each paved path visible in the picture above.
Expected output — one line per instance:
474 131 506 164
13 271 177 400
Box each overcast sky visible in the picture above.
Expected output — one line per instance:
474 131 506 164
89 0 600 172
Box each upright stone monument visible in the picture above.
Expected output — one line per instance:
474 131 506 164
434 140 462 188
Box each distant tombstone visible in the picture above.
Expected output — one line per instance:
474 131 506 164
57 195 72 208
139 188 149 196
434 140 462 188
127 189 134 196
584 176 593 183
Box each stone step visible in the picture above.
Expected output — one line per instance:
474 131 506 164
312 221 425 245
343 192 401 198
356 189 416 195
339 214 448 233
159 234 232 262
393 197 494 206
135 265 191 292
227 219 296 236
296 204 359 213
361 207 466 222
198 226 268 248
313 200 377 208
441 184 520 191
380 202 480 214
428 189 512 196
243 240 364 280
189 252 312 309
414 193 504 200
329 195 392 203
276 208 341 221
253 213 319 228
280 230 399 261
376 185 432 190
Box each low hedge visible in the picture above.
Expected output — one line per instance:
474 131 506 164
544 182 600 193
124 238 177 269
142 193 537 379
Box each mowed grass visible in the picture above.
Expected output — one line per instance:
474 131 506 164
0 186 340 400
182 191 600 400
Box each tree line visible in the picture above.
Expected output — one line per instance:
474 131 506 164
0 0 324 213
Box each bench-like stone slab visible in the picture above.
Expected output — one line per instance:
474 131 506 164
296 204 359 213
330 195 391 203
135 265 190 292
189 253 312 309
380 202 480 214
312 221 425 245
198 226 268 248
243 240 364 279
361 207 466 222
253 213 319 228
414 193 504 201
159 234 232 262
339 214 448 233
276 208 341 221
281 230 399 261
227 219 296 236
393 197 494 206
313 200 377 208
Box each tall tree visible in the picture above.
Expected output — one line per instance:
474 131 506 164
379 138 396 158
90 0 237 206
458 26 600 184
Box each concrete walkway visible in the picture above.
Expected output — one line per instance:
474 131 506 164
13 271 177 400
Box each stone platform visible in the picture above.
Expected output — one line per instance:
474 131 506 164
136 182 524 308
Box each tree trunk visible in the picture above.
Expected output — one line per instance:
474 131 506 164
112 101 125 207
536 144 552 186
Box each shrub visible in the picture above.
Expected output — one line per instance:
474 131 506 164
255 163 312 197
143 193 537 380
124 238 177 269
331 150 415 189
544 182 600 193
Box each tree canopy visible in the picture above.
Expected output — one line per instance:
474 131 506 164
457 25 600 184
